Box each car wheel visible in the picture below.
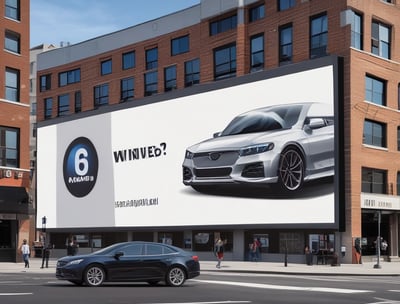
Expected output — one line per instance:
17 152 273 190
278 147 304 192
68 280 83 286
84 265 105 287
166 266 186 287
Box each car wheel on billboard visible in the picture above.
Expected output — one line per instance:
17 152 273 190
278 147 305 192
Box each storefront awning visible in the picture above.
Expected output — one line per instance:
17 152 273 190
0 186 30 214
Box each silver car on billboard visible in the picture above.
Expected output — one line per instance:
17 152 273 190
182 102 334 193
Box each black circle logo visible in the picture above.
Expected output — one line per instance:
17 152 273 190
63 137 99 198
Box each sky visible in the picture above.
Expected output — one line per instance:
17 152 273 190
30 0 200 47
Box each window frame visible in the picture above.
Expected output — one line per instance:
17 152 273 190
122 51 135 70
164 65 177 92
101 59 112 76
5 0 20 20
214 43 237 80
363 119 386 148
59 68 81 87
278 0 296 11
371 20 391 59
250 34 264 72
57 94 70 117
5 30 20 53
94 83 109 107
5 67 19 102
310 13 328 59
145 48 158 70
184 58 200 87
249 4 265 22
40 74 51 92
44 97 52 120
74 91 81 113
171 35 189 56
144 71 158 96
350 11 363 50
210 15 237 36
362 167 387 194
365 74 386 106
0 126 19 168
120 77 134 101
279 24 293 65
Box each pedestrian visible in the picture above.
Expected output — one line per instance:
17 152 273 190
304 245 313 265
214 238 224 268
381 239 388 255
354 239 362 264
250 238 260 261
41 243 52 268
21 239 30 268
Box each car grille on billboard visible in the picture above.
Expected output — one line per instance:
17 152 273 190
193 151 238 167
194 167 232 178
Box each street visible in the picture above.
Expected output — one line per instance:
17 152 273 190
0 270 399 304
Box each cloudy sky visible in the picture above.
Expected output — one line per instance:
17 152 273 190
30 0 200 47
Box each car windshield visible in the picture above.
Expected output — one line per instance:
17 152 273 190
221 105 302 136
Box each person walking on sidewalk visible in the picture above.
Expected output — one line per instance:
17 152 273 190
41 243 52 268
214 238 224 268
21 239 30 268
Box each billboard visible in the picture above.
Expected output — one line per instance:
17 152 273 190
37 57 341 230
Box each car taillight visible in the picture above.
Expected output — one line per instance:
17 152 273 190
192 255 199 262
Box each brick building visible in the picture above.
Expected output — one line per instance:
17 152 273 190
36 0 400 263
0 0 33 262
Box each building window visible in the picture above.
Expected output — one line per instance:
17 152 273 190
121 77 134 101
146 48 158 70
279 24 293 65
75 91 81 113
249 4 265 22
363 119 386 148
59 68 80 86
32 123 37 138
44 97 52 119
5 30 20 53
122 51 135 70
310 13 328 59
371 21 391 59
250 34 264 72
58 94 69 117
40 74 51 92
94 83 109 107
350 11 363 50
164 65 177 92
144 71 158 96
397 126 400 151
362 167 387 194
0 127 19 168
31 102 37 115
171 35 189 56
279 232 304 254
210 15 237 36
278 0 295 11
365 75 386 106
5 0 19 20
214 44 236 80
101 59 112 76
5 67 19 102
184 58 200 87
397 172 400 196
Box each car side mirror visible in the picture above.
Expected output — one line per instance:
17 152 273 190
213 132 221 138
114 251 124 259
308 118 325 129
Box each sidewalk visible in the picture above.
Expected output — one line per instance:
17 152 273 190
1 258 399 276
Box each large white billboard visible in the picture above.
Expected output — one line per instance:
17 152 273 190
37 58 340 229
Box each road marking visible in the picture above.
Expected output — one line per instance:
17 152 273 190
367 297 400 304
0 293 33 296
139 301 248 304
193 279 372 294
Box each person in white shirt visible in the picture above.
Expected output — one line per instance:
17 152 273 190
21 239 30 268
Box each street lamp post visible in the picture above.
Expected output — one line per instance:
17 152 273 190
373 211 381 269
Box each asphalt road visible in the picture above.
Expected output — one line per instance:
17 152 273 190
0 270 399 304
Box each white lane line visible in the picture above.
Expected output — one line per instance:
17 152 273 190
139 301 248 304
367 297 400 304
388 290 400 292
0 293 33 296
193 279 372 294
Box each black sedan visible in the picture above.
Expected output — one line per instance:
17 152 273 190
56 241 200 287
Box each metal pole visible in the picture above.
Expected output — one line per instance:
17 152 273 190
373 210 381 269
